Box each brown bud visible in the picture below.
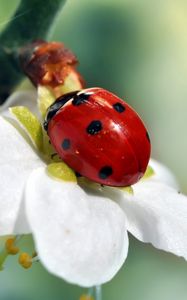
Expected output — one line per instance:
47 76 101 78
19 40 84 89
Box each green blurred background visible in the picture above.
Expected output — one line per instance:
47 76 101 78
0 0 187 299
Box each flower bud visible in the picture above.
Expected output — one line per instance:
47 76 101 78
19 40 84 95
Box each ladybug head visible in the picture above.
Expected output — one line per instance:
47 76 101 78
43 90 79 131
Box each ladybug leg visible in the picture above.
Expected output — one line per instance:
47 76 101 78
75 172 82 177
50 153 63 162
50 153 58 159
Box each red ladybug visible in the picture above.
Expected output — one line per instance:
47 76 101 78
44 88 151 187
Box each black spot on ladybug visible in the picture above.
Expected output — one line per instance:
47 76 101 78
72 93 90 106
86 120 102 135
44 91 78 131
113 102 125 113
62 138 71 150
146 131 150 143
99 166 113 179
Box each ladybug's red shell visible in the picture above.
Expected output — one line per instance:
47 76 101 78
45 88 151 187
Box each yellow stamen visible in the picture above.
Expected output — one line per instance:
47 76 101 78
10 106 43 152
141 165 155 180
78 177 103 190
47 162 77 182
18 252 32 269
5 238 19 255
118 186 134 194
78 177 133 194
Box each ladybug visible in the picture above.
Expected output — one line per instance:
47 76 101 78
44 88 151 187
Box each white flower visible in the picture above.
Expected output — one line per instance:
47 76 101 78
0 91 187 287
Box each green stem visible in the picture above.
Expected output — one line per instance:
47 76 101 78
0 0 66 104
0 248 8 271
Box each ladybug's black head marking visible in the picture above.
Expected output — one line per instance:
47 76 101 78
72 92 90 106
43 90 79 131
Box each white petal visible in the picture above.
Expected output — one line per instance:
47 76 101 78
25 167 128 287
149 158 178 189
115 181 187 260
0 117 44 235
0 91 38 117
